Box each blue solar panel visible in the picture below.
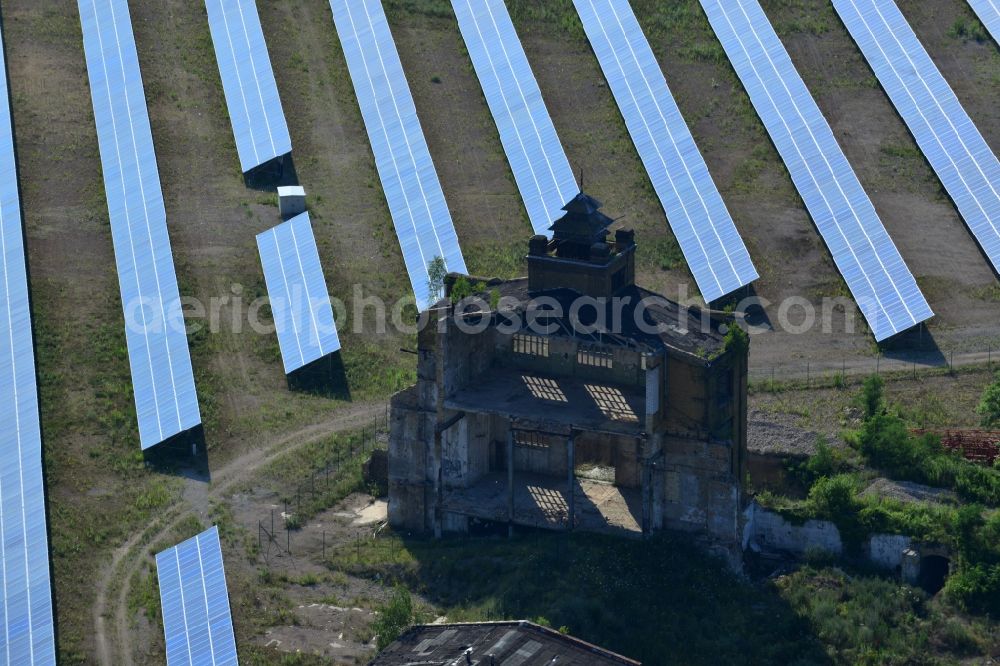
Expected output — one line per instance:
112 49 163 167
329 0 467 310
702 0 933 340
78 0 202 449
452 0 578 236
256 213 341 374
155 526 238 666
205 0 292 173
968 0 1000 43
0 26 57 666
573 0 758 302
833 0 1000 276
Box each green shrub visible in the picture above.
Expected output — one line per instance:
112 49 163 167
790 437 850 487
949 16 988 42
977 371 1000 427
808 474 860 518
808 475 867 552
944 563 1000 614
860 374 885 421
856 413 939 477
852 398 1000 506
721 324 749 358
450 276 487 303
953 464 1000 506
373 586 415 650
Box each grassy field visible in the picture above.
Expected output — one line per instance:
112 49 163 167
2 0 999 662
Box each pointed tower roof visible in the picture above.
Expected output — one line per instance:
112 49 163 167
548 191 614 244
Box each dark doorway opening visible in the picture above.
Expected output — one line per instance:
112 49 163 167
917 555 949 594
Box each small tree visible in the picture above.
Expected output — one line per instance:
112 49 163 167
426 256 447 303
860 374 885 421
977 371 1000 428
373 586 414 651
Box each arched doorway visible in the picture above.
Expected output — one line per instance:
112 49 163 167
917 555 949 594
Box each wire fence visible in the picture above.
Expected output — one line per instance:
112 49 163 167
257 404 390 559
748 343 998 390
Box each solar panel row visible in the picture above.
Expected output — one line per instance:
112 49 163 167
967 0 1000 44
573 0 758 303
701 0 933 340
78 0 202 449
832 0 1000 276
155 526 238 666
205 0 292 173
330 0 466 310
256 212 341 374
451 0 577 237
0 26 57 666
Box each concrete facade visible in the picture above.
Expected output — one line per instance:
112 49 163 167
743 503 844 557
388 194 751 564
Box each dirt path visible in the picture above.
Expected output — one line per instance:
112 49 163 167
92 401 385 666
748 349 999 384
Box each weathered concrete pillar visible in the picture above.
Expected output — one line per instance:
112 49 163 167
566 432 575 530
644 360 661 434
433 427 443 539
507 428 515 537
640 436 651 536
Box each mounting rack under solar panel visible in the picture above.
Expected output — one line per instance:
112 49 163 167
155 526 238 666
205 0 292 173
330 0 466 310
573 0 758 303
832 0 1000 276
256 212 341 374
78 0 202 449
701 0 933 341
0 24 56 666
967 0 1000 43
451 0 577 237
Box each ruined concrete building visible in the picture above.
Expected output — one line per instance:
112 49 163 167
388 192 750 565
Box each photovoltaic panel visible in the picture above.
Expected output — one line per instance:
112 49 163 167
573 0 758 302
329 0 466 310
205 0 292 173
701 0 933 341
451 0 578 236
967 0 1000 44
78 0 202 449
256 213 341 374
0 26 56 666
155 526 238 666
833 0 1000 275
